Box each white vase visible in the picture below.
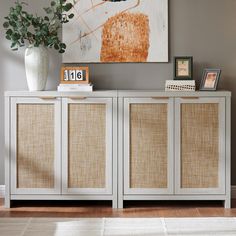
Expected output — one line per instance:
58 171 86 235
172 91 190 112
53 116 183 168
25 45 49 91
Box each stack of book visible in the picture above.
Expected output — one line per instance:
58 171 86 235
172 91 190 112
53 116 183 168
57 83 93 92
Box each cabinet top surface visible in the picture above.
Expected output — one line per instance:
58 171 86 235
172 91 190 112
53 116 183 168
5 90 231 97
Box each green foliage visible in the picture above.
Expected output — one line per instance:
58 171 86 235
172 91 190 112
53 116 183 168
3 0 75 53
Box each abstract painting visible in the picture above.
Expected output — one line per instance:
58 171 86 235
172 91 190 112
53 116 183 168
63 0 168 63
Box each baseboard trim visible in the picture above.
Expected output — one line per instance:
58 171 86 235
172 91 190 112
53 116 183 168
0 185 5 198
0 185 236 199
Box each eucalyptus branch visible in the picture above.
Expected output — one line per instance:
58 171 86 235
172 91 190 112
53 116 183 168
3 0 75 53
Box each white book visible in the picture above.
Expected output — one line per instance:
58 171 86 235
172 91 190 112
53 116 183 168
59 83 92 87
57 85 93 92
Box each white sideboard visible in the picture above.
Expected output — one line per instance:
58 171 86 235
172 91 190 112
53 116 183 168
5 90 231 208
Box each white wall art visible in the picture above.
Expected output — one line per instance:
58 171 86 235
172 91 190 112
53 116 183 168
63 0 168 63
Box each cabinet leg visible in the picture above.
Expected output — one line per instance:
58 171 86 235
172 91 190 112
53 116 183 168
118 198 123 209
224 198 231 208
112 199 118 209
4 198 11 208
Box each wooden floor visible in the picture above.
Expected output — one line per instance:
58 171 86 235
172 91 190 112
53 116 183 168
1 198 236 217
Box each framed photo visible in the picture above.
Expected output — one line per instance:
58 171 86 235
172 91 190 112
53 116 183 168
200 69 221 91
61 66 89 84
174 57 193 80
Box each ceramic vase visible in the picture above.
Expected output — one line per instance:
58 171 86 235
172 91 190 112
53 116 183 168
25 45 49 91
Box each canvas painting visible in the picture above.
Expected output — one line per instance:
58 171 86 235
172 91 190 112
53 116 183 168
63 0 168 63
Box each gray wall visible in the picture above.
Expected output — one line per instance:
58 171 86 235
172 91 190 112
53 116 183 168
0 0 236 185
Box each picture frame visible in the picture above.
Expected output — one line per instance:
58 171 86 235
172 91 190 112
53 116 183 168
60 66 89 84
174 57 193 80
200 69 221 91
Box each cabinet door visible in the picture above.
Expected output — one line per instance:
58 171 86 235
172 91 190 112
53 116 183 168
124 98 174 195
175 97 225 194
62 98 113 194
11 97 61 194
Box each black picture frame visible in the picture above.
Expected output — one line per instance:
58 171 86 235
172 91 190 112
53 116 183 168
200 69 221 91
174 57 193 80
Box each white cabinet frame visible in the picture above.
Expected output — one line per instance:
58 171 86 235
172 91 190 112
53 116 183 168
10 97 62 195
175 97 226 195
4 90 231 209
62 97 113 195
123 98 174 195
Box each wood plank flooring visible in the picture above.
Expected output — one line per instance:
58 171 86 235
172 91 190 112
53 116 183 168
0 199 236 217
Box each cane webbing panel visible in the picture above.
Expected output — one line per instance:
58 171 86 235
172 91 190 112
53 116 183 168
68 104 106 188
17 104 54 189
181 103 219 188
130 104 168 189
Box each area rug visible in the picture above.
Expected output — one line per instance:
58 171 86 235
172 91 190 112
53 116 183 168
0 217 236 236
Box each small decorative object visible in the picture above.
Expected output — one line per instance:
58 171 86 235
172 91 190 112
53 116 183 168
63 0 168 63
165 80 195 91
3 1 74 91
61 66 89 84
58 66 93 92
174 57 193 80
200 69 221 91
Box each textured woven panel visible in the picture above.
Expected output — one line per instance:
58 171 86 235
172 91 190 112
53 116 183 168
17 104 54 189
181 103 219 188
68 104 106 188
130 104 168 189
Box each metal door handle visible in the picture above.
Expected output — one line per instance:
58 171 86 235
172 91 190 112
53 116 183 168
39 96 57 100
68 96 87 100
181 97 199 99
151 97 169 100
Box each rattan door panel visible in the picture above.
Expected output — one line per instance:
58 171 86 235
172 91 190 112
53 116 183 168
11 98 61 195
17 104 54 189
62 98 113 194
175 98 225 194
68 104 106 189
124 98 174 195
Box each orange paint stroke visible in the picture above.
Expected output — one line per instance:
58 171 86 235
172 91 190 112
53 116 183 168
71 1 97 38
80 15 99 41
74 1 107 23
91 0 94 9
100 12 149 62
70 1 99 43
70 1 80 24
70 0 141 44
74 0 81 6
70 22 105 46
